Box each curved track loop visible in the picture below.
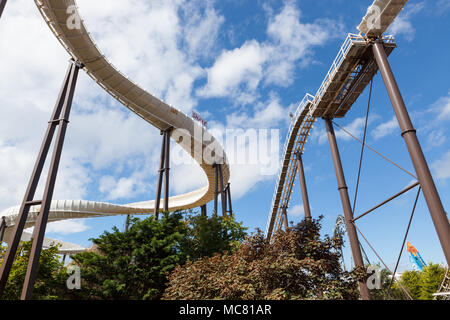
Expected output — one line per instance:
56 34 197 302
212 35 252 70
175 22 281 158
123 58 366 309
1 0 230 244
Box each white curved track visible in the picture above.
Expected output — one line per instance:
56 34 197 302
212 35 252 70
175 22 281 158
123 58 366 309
1 0 230 250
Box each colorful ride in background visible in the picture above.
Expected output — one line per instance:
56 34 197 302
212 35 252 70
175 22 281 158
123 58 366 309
407 241 427 271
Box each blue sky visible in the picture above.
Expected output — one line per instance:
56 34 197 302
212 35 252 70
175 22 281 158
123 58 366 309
0 0 449 272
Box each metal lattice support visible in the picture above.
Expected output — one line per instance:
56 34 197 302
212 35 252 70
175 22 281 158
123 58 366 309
372 40 450 265
0 60 81 300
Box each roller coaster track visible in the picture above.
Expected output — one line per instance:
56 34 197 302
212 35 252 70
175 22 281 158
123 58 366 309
0 0 229 250
266 32 396 238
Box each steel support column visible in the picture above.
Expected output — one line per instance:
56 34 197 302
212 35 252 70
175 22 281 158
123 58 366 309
213 163 227 216
222 184 229 214
226 183 233 216
163 128 171 212
295 152 312 221
200 204 207 217
218 164 226 217
214 164 219 215
0 60 81 300
282 205 289 230
0 217 5 243
372 41 450 265
324 118 370 300
0 0 7 19
154 130 166 218
154 128 172 218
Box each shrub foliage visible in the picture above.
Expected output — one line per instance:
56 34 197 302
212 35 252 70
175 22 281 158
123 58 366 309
163 216 365 300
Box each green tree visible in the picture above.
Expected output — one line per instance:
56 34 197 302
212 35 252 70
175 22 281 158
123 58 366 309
388 263 446 300
69 211 188 300
0 241 67 300
163 216 365 300
68 210 246 300
419 263 445 300
394 270 422 299
367 266 407 300
181 213 247 261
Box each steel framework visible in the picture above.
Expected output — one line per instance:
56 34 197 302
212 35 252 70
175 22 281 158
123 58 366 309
0 0 234 300
0 60 81 299
266 0 449 300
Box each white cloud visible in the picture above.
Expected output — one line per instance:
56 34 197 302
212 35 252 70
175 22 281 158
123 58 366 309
202 110 283 199
77 0 223 112
99 175 142 201
431 90 450 121
387 2 425 41
225 95 287 129
372 116 399 140
432 151 450 181
0 0 231 211
170 162 207 195
0 0 341 216
46 219 90 235
197 2 341 102
312 117 369 145
289 204 304 217
197 40 267 99
181 1 225 59
335 117 367 141
426 129 446 148
26 219 90 236
437 0 450 12
264 6 339 86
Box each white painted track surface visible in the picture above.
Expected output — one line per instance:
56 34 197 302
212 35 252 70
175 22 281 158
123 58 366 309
1 0 230 250
358 0 409 37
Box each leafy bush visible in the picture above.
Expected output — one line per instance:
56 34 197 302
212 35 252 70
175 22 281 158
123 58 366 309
0 241 67 300
163 216 365 300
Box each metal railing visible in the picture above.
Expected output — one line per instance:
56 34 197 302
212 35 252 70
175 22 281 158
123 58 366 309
266 93 314 234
